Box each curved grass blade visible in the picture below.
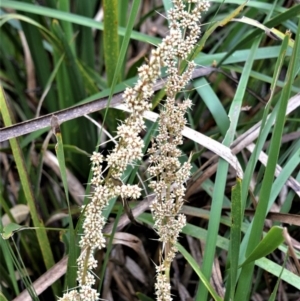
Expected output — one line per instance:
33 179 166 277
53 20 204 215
239 226 285 268
0 86 59 296
138 212 300 290
218 4 300 66
0 0 161 45
268 252 289 301
232 16 295 48
0 213 19 297
193 77 230 137
0 13 60 111
177 243 223 301
51 115 77 289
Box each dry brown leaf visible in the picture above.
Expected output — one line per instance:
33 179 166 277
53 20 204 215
112 232 151 271
2 204 29 226
125 256 147 285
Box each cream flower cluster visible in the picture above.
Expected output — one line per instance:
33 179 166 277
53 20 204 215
58 1 209 300
148 1 210 300
59 12 163 301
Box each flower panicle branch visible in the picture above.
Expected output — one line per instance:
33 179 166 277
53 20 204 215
58 64 160 300
147 1 210 300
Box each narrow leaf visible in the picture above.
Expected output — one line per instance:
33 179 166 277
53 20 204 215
103 0 119 86
229 177 242 298
177 243 223 301
51 115 77 289
240 226 285 268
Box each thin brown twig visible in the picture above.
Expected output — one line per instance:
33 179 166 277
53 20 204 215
0 67 215 142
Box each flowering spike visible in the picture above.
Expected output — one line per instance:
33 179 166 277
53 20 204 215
58 1 210 300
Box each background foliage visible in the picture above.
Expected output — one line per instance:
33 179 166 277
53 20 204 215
0 0 299 300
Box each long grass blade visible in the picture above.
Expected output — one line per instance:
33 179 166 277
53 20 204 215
235 25 299 300
0 86 59 296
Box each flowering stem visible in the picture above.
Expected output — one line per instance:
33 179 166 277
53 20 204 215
58 1 210 300
148 1 210 300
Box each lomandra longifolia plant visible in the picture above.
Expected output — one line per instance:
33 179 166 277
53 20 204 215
58 1 210 300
